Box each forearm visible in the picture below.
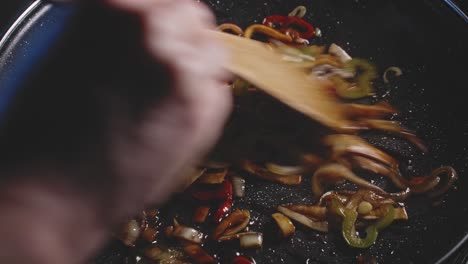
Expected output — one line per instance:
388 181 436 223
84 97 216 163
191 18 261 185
0 169 109 264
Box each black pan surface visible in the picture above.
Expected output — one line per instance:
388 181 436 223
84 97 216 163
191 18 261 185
1 0 468 263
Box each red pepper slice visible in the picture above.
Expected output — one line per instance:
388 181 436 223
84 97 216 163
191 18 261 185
263 15 316 39
191 180 233 201
263 15 289 27
190 180 233 223
232 256 254 264
213 180 233 223
213 199 232 223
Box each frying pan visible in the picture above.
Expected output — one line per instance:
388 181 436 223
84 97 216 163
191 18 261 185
1 0 468 263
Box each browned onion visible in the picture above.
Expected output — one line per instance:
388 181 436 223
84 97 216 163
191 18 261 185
232 175 246 198
362 188 411 204
217 23 244 36
323 135 399 171
241 161 302 185
143 246 164 261
213 209 250 240
312 163 385 196
411 176 441 194
318 191 350 206
328 43 352 63
218 231 264 248
277 206 328 232
265 163 304 175
272 213 296 238
383 66 403 83
117 219 141 247
183 244 216 264
168 219 204 244
285 204 327 220
351 156 409 190
426 166 457 197
239 232 263 249
358 119 428 153
361 206 408 220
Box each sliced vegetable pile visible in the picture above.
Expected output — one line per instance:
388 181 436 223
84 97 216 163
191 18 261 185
114 6 458 264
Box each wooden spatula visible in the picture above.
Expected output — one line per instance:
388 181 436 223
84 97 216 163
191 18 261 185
211 31 348 129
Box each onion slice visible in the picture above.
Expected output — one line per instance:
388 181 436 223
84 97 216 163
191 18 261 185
285 204 327 220
167 219 204 244
239 232 263 249
117 219 141 247
383 66 403 83
232 175 246 198
241 161 302 185
358 119 427 153
312 163 385 196
272 213 296 238
323 134 399 171
217 23 244 36
351 156 409 189
277 206 328 232
362 206 408 220
428 166 458 197
265 163 304 175
212 209 250 240
183 244 216 264
144 246 186 262
329 43 352 63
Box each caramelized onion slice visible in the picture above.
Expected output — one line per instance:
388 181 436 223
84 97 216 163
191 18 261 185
117 219 141 247
358 119 427 153
351 156 409 189
323 134 399 171
241 161 302 185
217 23 244 36
329 43 352 63
265 163 304 175
285 204 327 220
232 175 246 198
212 209 250 240
272 213 296 238
167 219 204 244
239 232 264 249
361 206 408 220
277 206 328 232
184 244 216 264
312 163 385 196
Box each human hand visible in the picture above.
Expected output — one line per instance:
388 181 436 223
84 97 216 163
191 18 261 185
0 0 231 263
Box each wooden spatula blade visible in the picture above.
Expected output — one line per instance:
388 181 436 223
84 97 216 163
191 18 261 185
212 31 347 129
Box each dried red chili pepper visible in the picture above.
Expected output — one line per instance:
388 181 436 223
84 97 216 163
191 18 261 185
263 15 316 39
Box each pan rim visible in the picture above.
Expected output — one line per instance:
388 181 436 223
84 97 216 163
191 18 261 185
0 0 43 52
